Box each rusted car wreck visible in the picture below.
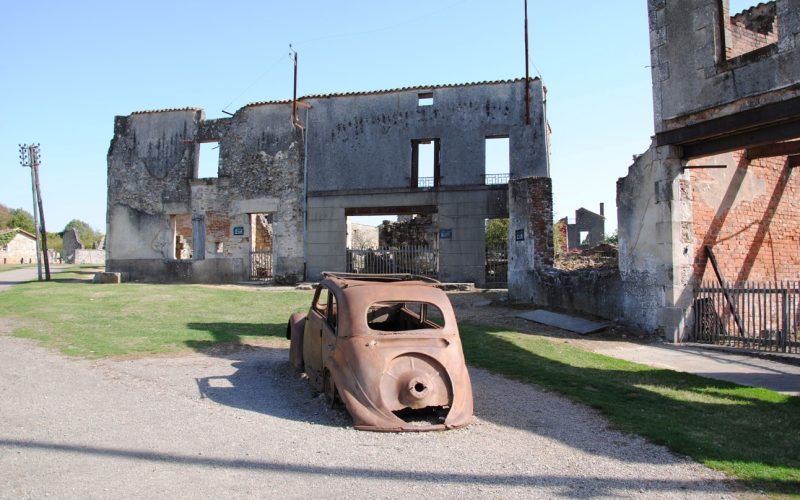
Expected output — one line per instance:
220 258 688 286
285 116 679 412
287 273 473 431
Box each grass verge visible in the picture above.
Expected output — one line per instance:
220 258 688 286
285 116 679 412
0 268 310 357
460 323 800 496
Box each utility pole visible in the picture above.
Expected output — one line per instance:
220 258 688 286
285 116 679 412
19 144 51 281
524 0 531 126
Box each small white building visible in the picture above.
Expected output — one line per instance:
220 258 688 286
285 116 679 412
0 228 38 265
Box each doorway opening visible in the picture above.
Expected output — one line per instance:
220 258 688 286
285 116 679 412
249 213 273 280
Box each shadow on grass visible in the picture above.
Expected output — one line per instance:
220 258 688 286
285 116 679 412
460 323 800 495
184 321 286 351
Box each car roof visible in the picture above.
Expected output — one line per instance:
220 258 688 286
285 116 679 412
320 272 441 290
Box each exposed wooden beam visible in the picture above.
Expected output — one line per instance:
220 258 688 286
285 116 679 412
746 140 800 159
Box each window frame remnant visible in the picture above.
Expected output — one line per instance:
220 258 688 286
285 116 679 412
411 138 440 189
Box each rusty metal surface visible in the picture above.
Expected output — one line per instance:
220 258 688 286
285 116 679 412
287 273 473 431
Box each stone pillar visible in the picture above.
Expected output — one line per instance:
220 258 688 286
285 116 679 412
508 177 553 301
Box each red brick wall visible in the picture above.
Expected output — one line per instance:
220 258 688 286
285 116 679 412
726 3 778 59
691 151 799 284
528 177 554 268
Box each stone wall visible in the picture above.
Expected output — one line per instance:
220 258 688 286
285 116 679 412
107 79 548 285
73 249 106 265
508 177 554 300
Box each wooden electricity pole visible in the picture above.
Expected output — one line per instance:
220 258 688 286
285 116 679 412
19 144 50 281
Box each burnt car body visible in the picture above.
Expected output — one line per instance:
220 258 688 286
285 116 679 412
286 272 473 432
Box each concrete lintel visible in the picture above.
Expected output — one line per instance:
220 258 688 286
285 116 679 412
232 197 280 215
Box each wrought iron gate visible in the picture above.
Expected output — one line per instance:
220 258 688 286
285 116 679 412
692 281 799 353
249 251 273 280
485 244 508 288
346 246 438 279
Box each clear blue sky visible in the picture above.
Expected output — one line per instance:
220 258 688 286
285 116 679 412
0 0 656 235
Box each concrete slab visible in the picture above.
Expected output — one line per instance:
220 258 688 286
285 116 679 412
517 309 612 335
588 342 800 396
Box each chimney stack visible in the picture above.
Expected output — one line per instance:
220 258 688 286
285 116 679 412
599 202 605 217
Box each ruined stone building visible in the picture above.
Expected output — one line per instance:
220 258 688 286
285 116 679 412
560 204 606 250
510 0 800 345
106 79 550 285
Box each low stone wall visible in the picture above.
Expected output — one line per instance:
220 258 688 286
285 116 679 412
516 267 624 323
73 249 106 265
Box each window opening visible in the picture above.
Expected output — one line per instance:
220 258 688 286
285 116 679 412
314 286 330 316
196 142 220 179
367 302 445 331
579 231 590 246
171 214 193 260
418 92 433 106
327 293 338 331
485 136 510 185
411 139 439 188
721 0 779 61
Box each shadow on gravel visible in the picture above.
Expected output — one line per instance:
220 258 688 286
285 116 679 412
185 322 347 429
0 437 737 495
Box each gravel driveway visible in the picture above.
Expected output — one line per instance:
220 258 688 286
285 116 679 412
0 331 736 498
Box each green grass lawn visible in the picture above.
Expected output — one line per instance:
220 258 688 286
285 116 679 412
0 267 311 357
1 270 798 496
460 324 800 497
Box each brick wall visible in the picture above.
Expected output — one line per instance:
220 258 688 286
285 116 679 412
727 2 779 59
691 151 799 284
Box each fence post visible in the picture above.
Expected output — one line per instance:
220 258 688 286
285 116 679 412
782 285 788 353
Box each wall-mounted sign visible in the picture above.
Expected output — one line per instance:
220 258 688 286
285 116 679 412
233 226 245 236
439 228 452 239
515 229 525 241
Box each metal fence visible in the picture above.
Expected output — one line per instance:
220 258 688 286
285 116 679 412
692 281 799 353
249 251 273 280
485 244 508 288
346 246 438 279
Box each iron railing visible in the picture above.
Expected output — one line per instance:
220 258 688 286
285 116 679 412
484 173 509 185
249 251 273 280
692 281 799 353
485 244 508 288
416 177 435 188
346 246 438 279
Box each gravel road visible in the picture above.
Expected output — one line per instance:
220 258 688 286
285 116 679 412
0 331 736 498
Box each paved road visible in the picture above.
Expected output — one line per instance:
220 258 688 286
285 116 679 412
0 335 734 498
0 266 65 292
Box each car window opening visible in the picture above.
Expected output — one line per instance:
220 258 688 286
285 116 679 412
367 301 445 331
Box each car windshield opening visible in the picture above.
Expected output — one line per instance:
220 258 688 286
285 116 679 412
366 301 445 331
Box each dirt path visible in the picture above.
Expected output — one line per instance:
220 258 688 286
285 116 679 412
0 333 736 498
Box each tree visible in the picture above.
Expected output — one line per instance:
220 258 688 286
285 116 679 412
9 208 35 234
64 219 102 248
485 218 509 247
0 203 11 228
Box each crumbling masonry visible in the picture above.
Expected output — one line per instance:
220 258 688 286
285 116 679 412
510 0 800 342
106 79 550 284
